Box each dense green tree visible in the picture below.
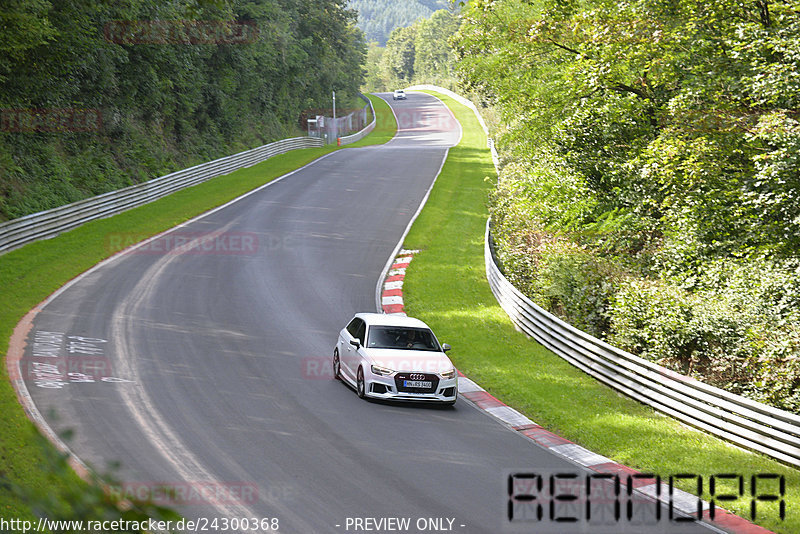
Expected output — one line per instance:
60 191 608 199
367 8 459 90
413 10 460 80
0 0 57 85
454 0 800 411
349 0 449 45
362 41 386 92
0 0 365 220
380 25 418 85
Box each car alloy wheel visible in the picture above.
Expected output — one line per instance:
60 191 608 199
333 348 341 380
357 366 365 398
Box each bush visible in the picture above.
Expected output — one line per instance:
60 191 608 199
607 269 800 413
493 186 800 414
607 278 750 374
494 227 620 338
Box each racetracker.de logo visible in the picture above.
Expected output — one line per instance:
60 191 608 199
114 481 258 505
302 357 335 380
394 105 458 133
0 108 102 133
103 20 259 45
107 231 260 255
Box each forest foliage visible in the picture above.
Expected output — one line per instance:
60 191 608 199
0 0 365 221
363 9 461 91
349 0 448 45
453 0 800 412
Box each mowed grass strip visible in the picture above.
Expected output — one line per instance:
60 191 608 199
0 103 396 521
348 94 397 147
401 90 798 534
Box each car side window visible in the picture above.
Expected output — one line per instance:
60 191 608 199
346 318 362 338
346 318 366 345
354 322 366 345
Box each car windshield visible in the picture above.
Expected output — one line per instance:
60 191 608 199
367 326 440 351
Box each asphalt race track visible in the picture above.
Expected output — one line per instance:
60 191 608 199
19 93 714 533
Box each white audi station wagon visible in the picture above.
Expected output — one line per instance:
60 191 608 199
334 313 457 405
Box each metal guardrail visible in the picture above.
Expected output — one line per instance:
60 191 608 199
338 94 376 146
485 220 800 467
0 137 327 255
0 93 380 255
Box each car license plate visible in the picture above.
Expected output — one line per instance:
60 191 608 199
404 380 431 388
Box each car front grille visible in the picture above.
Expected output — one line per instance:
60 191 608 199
394 372 439 394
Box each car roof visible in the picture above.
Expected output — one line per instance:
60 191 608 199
354 312 430 329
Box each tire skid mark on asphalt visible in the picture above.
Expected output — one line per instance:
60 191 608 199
6 149 349 532
109 218 317 531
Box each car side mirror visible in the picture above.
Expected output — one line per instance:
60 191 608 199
442 343 451 352
350 339 360 348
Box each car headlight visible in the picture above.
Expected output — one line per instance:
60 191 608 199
371 364 394 376
440 368 456 379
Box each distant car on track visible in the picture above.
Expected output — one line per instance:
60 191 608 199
392 89 407 100
334 313 457 405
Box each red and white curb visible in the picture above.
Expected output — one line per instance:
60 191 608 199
379 253 774 534
380 249 419 315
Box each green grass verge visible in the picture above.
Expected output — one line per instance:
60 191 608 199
0 104 395 522
347 94 397 147
401 90 798 534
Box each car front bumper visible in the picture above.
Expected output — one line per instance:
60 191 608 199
364 372 458 403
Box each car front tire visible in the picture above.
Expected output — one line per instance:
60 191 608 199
357 366 366 399
333 348 341 380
